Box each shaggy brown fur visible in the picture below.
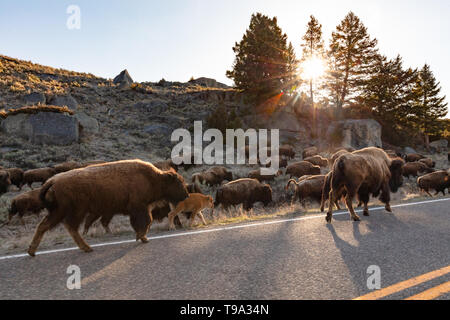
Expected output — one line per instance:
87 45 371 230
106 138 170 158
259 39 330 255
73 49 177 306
5 168 24 189
286 175 326 207
302 147 318 159
248 169 282 183
28 160 189 256
215 179 272 211
417 170 450 197
9 189 45 225
53 161 83 173
192 166 233 186
82 160 108 167
304 155 329 168
154 160 178 172
168 193 214 230
23 168 57 189
329 150 350 167
418 158 436 168
0 170 11 195
286 161 321 179
405 153 425 163
402 162 434 178
326 148 404 223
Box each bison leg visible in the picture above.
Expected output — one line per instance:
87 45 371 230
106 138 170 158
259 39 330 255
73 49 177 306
380 182 392 213
83 213 100 235
130 210 152 243
168 206 183 231
28 214 61 257
344 194 361 222
64 223 93 253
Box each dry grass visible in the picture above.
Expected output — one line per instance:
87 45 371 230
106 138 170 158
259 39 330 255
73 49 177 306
2 105 74 117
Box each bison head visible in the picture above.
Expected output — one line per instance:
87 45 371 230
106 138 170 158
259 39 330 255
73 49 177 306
260 185 273 206
163 172 189 206
225 171 233 182
0 171 11 194
389 159 405 193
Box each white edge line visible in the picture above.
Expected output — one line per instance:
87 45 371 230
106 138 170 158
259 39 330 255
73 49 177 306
0 197 449 261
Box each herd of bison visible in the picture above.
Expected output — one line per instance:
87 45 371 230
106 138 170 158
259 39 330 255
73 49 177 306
0 146 449 257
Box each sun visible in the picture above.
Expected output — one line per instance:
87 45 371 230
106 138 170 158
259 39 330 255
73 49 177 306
302 56 326 80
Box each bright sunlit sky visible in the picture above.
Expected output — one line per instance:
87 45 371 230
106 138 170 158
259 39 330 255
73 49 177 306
0 0 449 114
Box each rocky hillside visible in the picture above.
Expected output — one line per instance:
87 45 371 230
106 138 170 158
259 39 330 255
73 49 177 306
0 55 241 169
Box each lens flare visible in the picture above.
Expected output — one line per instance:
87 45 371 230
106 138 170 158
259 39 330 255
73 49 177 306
302 56 325 80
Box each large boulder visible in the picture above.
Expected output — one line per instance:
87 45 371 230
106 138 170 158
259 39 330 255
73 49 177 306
327 119 382 150
75 112 99 135
113 70 134 88
0 112 79 145
48 94 79 111
189 77 230 89
429 139 448 153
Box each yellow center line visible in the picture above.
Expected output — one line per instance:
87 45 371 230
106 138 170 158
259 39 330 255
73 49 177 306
354 265 450 300
405 281 450 300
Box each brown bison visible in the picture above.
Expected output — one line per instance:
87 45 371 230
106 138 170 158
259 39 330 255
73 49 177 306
286 161 321 179
23 168 57 189
417 170 450 197
405 153 426 163
402 162 434 178
286 175 326 207
303 147 318 159
215 179 272 211
9 189 45 225
5 168 24 190
263 157 288 169
168 193 214 230
0 170 11 195
53 161 83 173
418 158 436 168
28 160 189 257
304 155 329 168
192 166 233 186
325 148 404 223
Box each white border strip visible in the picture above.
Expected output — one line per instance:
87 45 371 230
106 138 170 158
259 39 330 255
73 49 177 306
1 198 449 261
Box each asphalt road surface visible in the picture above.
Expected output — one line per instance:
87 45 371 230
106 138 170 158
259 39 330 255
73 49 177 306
0 198 449 300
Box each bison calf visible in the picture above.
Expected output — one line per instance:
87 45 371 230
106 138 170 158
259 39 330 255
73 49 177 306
9 189 45 225
403 162 434 178
286 175 325 207
168 193 214 230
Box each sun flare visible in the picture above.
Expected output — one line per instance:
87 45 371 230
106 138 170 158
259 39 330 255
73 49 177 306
302 56 326 80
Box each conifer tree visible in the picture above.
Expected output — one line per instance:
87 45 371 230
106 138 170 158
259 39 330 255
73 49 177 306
327 12 379 113
227 13 298 104
411 64 448 149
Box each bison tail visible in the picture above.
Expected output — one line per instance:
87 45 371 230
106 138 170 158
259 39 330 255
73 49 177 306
40 180 57 211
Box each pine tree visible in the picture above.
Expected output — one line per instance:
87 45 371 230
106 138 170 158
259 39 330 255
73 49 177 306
361 55 418 124
327 12 379 113
226 13 298 104
410 64 448 149
300 15 325 105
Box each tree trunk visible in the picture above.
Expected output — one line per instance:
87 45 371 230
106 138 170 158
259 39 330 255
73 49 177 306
424 133 430 152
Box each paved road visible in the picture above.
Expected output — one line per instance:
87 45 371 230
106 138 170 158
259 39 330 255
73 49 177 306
0 198 449 300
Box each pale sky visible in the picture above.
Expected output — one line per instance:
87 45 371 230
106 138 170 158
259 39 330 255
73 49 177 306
0 0 449 115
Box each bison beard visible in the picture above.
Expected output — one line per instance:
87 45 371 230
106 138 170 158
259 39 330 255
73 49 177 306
325 148 404 223
27 160 188 257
